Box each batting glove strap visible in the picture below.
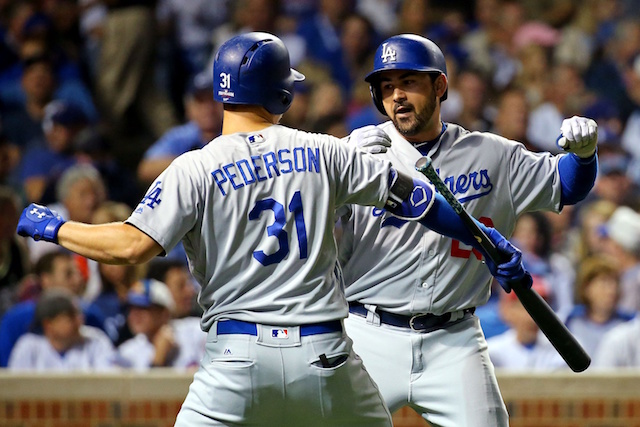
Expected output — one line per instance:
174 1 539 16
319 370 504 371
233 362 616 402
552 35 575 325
17 203 66 243
385 169 435 221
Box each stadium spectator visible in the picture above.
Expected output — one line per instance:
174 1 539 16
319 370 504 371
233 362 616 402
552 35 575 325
8 289 116 371
87 201 142 345
600 206 640 314
487 277 567 370
296 0 354 92
0 186 29 316
452 68 491 132
27 164 106 264
117 279 205 370
146 258 200 319
0 250 103 367
593 316 640 368
137 71 222 184
567 199 618 266
566 256 635 358
19 100 90 204
490 87 533 150
527 63 595 153
511 211 576 320
95 0 178 171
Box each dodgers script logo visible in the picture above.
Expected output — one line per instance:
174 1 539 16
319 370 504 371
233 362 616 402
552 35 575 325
380 43 396 63
440 168 493 203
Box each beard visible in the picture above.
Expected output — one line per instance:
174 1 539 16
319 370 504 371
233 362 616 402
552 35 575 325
391 94 437 137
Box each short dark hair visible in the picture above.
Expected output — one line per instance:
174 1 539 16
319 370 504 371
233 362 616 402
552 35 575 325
34 251 70 277
34 289 79 330
146 259 187 283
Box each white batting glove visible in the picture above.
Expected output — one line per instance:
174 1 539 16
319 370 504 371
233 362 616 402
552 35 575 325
557 116 598 158
343 125 391 154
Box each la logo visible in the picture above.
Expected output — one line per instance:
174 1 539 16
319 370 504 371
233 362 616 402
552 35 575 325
380 43 396 63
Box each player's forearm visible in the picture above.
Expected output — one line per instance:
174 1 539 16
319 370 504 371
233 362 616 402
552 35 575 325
419 192 481 248
56 222 162 265
558 152 597 206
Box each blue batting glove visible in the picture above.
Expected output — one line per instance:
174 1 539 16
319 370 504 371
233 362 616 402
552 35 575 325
482 227 533 293
16 203 65 243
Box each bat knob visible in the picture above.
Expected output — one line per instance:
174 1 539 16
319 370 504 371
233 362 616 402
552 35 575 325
415 156 432 172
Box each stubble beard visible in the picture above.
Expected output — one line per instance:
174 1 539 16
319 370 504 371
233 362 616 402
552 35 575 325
392 94 437 138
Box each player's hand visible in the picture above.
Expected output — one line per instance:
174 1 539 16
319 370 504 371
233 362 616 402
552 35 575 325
16 203 65 244
483 228 533 293
344 125 391 154
557 116 598 158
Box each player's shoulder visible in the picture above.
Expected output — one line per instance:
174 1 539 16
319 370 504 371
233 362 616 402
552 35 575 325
446 123 527 152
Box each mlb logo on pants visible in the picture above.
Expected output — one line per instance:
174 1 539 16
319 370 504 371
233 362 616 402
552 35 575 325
271 329 289 339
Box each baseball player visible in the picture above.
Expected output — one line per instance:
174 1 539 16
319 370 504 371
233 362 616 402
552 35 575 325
339 34 599 427
16 32 528 427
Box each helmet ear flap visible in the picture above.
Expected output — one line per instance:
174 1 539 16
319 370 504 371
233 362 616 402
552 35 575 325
369 83 387 116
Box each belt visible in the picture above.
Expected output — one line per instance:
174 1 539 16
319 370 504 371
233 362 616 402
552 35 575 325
349 302 475 332
216 319 342 336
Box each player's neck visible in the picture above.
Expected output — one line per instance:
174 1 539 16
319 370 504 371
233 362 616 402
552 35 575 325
221 108 281 135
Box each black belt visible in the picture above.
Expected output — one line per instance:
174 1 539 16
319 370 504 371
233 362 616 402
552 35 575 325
217 319 342 336
349 302 475 332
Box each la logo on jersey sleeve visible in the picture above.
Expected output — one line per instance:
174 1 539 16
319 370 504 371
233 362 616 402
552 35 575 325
135 180 162 213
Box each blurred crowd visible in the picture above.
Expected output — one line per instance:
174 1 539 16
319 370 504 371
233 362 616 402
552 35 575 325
1 0 640 373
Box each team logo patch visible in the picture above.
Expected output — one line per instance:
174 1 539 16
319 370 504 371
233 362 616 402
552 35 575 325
139 181 162 209
380 42 397 63
271 329 289 339
410 185 429 207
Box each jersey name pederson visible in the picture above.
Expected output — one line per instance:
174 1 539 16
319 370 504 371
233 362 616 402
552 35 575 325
212 147 321 196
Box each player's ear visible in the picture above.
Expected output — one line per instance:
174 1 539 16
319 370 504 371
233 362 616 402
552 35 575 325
434 74 447 100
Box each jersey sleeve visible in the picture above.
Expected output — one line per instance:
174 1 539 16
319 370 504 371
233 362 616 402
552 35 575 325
125 157 202 254
326 136 392 209
507 140 562 215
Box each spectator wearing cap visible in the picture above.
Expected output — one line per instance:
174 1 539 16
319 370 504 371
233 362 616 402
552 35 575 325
137 72 222 185
117 279 206 370
145 258 200 319
19 100 90 204
565 256 635 358
7 289 116 371
0 52 97 153
486 276 567 371
600 206 640 314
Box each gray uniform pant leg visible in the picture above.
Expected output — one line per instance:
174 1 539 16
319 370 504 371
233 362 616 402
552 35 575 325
345 313 508 427
175 324 392 427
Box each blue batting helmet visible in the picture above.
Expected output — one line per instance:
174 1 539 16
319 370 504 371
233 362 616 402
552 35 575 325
365 34 448 116
213 32 305 115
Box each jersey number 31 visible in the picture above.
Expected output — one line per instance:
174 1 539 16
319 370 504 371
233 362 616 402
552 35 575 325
249 191 308 266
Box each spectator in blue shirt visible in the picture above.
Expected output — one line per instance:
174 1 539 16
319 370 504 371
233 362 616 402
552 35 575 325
137 71 222 184
19 100 90 204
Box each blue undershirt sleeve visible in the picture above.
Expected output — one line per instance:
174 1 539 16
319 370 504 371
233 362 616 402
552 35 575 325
418 192 487 248
558 152 598 207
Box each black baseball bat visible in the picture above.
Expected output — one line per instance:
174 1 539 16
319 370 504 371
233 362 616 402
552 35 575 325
415 156 591 373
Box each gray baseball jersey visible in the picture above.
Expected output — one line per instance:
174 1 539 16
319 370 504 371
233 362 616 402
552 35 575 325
340 121 562 315
126 124 395 331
